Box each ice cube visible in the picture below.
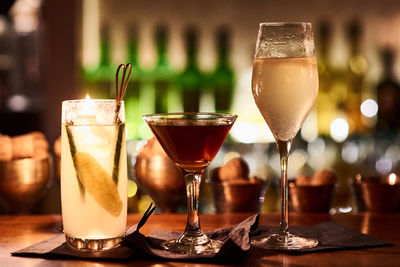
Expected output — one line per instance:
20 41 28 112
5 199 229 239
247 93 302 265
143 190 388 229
90 124 116 144
87 144 112 159
74 115 97 125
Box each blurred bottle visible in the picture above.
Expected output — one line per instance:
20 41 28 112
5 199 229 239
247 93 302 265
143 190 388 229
153 25 173 113
315 21 335 136
344 19 367 135
179 27 202 112
0 14 42 136
96 24 114 98
0 16 13 108
376 48 400 133
125 25 143 140
83 24 113 99
329 73 349 140
211 26 234 113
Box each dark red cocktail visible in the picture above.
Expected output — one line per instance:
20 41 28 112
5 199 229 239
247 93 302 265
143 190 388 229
148 122 232 171
143 112 236 255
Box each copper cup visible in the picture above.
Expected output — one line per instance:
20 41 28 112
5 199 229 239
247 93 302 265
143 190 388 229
210 178 263 213
0 158 50 213
289 182 335 213
134 138 185 212
350 174 400 212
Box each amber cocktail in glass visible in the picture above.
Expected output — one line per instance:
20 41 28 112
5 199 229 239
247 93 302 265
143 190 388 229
143 112 236 254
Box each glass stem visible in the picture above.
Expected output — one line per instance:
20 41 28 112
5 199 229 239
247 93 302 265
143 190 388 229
184 172 203 236
276 139 293 238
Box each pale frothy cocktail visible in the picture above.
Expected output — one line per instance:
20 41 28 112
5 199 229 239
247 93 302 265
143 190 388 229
252 57 318 141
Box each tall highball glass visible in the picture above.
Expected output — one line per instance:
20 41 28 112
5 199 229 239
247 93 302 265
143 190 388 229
61 100 128 251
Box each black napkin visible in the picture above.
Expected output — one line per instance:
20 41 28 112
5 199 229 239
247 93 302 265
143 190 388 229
11 233 136 261
251 222 391 254
11 204 153 260
122 203 259 262
12 203 258 263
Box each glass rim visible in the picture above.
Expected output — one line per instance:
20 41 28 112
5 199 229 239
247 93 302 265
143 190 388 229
62 99 123 104
259 22 312 27
142 112 237 121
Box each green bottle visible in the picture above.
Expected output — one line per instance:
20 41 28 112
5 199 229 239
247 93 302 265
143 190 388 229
153 25 172 113
81 62 94 97
179 27 202 112
125 25 143 140
211 26 234 113
81 25 113 99
94 24 113 99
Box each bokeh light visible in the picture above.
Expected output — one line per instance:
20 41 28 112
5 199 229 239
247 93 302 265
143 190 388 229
360 99 378 118
375 157 392 175
330 118 349 143
342 141 359 163
7 94 30 112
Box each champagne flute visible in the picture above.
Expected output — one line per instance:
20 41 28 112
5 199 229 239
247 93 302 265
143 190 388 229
143 112 237 254
251 22 319 250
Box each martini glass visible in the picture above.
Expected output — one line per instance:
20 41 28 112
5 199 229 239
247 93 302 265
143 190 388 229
251 23 319 250
143 112 237 254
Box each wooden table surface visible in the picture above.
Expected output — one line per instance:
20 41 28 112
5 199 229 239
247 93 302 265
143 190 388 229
0 212 399 266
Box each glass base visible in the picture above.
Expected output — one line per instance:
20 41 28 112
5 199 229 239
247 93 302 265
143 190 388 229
65 233 123 251
161 231 223 255
251 233 318 250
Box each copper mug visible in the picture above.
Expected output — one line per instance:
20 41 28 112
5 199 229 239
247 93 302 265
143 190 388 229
350 174 400 212
0 158 50 213
134 138 185 212
288 182 335 213
209 178 263 213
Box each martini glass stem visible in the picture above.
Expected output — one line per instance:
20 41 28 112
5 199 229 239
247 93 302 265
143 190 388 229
183 172 204 237
277 139 293 239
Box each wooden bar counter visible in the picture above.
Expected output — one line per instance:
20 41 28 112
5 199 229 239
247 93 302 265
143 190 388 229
0 212 399 266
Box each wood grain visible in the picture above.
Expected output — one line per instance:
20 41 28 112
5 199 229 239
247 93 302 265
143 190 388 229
0 213 399 266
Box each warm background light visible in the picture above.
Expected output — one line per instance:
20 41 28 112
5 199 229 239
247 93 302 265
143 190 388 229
330 118 349 143
360 99 378 118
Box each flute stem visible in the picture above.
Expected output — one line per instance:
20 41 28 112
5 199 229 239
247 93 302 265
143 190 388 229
276 138 293 239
